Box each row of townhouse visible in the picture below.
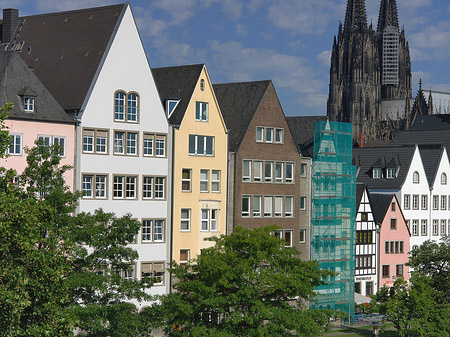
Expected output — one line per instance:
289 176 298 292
0 3 314 307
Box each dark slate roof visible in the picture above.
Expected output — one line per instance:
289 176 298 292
353 146 416 190
390 129 450 149
368 193 395 225
213 80 270 152
356 183 366 211
419 147 444 187
2 3 126 112
152 64 204 126
411 114 450 131
286 116 327 157
0 51 72 123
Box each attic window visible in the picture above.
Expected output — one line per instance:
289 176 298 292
200 79 205 91
373 168 381 179
386 168 395 179
167 100 179 117
24 97 35 112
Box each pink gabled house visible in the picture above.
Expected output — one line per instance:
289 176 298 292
370 193 410 288
0 51 75 189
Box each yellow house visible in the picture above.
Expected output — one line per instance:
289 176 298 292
152 64 228 266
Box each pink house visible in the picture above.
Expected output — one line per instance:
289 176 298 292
370 193 410 288
0 52 75 189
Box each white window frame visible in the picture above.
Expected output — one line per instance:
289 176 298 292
155 135 166 157
253 195 261 217
412 219 418 236
300 163 307 177
404 194 410 210
442 195 447 210
264 196 272 217
242 195 250 217
243 160 251 182
285 196 294 217
275 128 283 144
38 135 66 157
265 127 273 143
274 196 283 217
421 220 428 236
182 169 192 192
179 249 190 266
114 131 138 156
143 133 154 156
412 195 419 210
211 170 220 192
440 219 446 236
432 220 438 236
9 133 22 155
201 209 210 231
299 229 306 243
211 209 218 231
442 173 447 185
286 162 294 183
188 134 214 156
264 161 273 182
253 161 262 182
300 196 307 210
154 177 165 199
142 176 153 199
200 169 209 193
195 101 208 121
181 208 191 231
24 96 35 112
421 195 427 210
413 171 420 184
433 195 439 210
275 162 283 183
256 127 264 142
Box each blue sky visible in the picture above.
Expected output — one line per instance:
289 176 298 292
2 0 450 116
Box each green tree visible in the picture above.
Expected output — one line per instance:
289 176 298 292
407 236 450 301
372 276 450 337
150 226 336 337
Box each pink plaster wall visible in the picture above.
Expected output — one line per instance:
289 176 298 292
379 196 410 288
0 119 75 190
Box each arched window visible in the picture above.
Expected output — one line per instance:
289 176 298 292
114 91 125 121
413 171 420 184
441 173 447 185
127 92 139 122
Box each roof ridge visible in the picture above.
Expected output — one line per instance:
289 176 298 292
213 79 271 87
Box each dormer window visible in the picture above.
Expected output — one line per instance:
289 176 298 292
373 168 381 179
386 167 395 179
24 97 35 112
166 100 179 117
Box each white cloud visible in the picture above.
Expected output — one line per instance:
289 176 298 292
301 93 328 109
412 71 431 91
409 22 450 61
221 0 243 21
316 50 331 67
134 7 168 37
235 23 248 36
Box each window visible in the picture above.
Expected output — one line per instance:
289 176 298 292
154 220 164 241
421 195 427 210
9 134 22 155
275 229 293 247
113 175 137 199
167 100 179 117
82 174 107 199
286 162 294 183
275 128 283 143
356 231 373 244
366 282 373 296
404 195 410 210
264 161 273 182
382 265 390 278
155 136 166 157
243 160 251 182
274 196 283 217
390 218 397 230
123 265 135 280
264 196 272 217
200 169 209 192
141 219 164 242
265 128 273 143
386 167 395 179
412 220 418 236
355 282 361 294
142 176 153 199
180 250 190 267
299 229 306 243
38 135 66 156
253 195 261 217
200 79 205 91
442 173 447 185
142 220 152 241
253 161 262 182
141 262 164 285
413 171 419 183
433 195 439 210
433 220 438 236
143 133 153 156
385 240 404 254
391 202 396 212
421 220 427 236
300 163 307 177
396 264 404 278
412 195 419 210
300 196 306 210
125 176 137 199
442 196 447 210
373 168 381 179
181 209 190 231
143 133 167 157
24 96 35 112
114 91 139 122
154 177 165 199
285 196 293 217
242 196 250 217
361 212 368 221
114 131 138 155
189 135 214 156
201 209 210 231
126 132 137 155
195 102 208 121
441 220 446 236
182 169 192 192
211 209 218 231
275 162 283 183
256 127 263 142
211 170 220 192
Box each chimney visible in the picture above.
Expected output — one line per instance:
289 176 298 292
2 8 19 43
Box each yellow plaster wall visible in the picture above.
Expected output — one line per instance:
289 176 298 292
172 66 228 263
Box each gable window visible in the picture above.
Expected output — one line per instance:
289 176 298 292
189 134 214 156
442 173 447 185
24 97 35 112
275 128 283 143
413 171 419 184
391 202 396 212
265 128 273 143
195 102 208 121
372 168 381 179
256 127 263 142
390 218 397 230
114 91 139 122
9 134 22 155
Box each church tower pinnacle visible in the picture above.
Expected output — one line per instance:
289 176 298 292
377 0 399 32
344 0 368 33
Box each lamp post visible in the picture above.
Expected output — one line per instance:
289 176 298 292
372 321 381 337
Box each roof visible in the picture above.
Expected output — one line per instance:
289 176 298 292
390 129 450 149
2 3 126 112
410 114 450 131
152 64 204 125
356 183 366 211
419 147 444 187
0 51 72 123
353 146 416 190
213 80 270 152
368 192 395 225
286 116 327 157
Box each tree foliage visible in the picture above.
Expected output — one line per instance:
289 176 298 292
150 226 336 337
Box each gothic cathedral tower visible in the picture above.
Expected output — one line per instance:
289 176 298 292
327 0 412 142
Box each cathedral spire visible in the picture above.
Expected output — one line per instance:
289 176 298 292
377 0 399 32
344 0 368 34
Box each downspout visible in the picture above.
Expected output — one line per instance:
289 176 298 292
429 185 433 241
169 126 176 292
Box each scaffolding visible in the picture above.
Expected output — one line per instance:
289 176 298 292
382 26 399 86
311 121 356 321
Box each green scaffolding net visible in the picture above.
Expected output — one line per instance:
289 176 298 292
311 121 356 321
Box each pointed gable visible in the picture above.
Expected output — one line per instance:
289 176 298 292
3 4 126 112
213 80 270 152
286 116 328 157
152 64 204 125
